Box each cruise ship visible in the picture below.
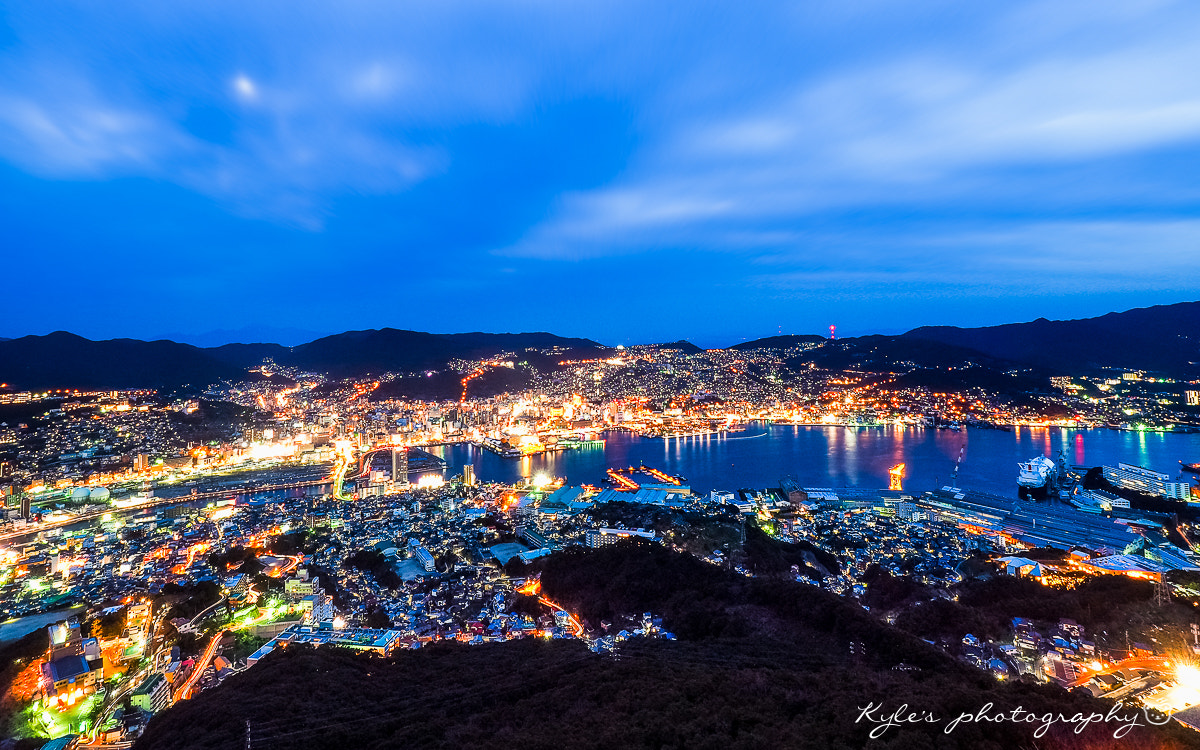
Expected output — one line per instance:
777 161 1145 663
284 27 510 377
1017 455 1057 499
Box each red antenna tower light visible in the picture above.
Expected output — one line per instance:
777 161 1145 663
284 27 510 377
829 324 836 340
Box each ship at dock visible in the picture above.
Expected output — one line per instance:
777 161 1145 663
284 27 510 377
1017 455 1058 500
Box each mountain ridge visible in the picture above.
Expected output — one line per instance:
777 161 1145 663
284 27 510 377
0 329 608 391
903 300 1200 376
2 301 1197 389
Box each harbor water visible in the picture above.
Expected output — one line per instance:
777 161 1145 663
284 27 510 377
428 425 1200 496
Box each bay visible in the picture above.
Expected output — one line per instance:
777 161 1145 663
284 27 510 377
427 425 1200 497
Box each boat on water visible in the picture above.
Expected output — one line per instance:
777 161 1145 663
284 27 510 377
1017 455 1057 500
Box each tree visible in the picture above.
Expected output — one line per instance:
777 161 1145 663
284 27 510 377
363 606 392 629
90 608 126 640
344 550 401 589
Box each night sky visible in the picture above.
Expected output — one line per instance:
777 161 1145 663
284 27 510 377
3 1 1199 347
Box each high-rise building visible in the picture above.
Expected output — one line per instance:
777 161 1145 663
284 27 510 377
1187 390 1200 406
391 448 408 485
462 464 475 487
298 593 334 624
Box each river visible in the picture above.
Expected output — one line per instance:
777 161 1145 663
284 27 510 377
0 605 86 644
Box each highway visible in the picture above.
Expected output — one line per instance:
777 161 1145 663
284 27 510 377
516 579 585 638
0 477 328 544
83 608 169 745
84 664 148 745
174 630 226 703
173 479 327 501
331 453 351 500
180 597 227 634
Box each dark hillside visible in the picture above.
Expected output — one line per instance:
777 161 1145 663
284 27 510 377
137 545 1196 750
904 301 1200 377
728 334 828 350
0 332 245 390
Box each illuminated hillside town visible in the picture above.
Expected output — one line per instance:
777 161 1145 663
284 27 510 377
0 336 1198 745
13 0 1200 743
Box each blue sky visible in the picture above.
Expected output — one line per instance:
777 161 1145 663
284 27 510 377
2 1 1199 347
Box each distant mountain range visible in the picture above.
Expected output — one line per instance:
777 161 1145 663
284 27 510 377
155 326 333 348
1 301 1196 390
902 301 1200 377
0 332 250 391
733 301 1199 378
0 329 606 391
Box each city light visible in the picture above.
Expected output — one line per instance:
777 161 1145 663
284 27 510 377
0 316 1197 747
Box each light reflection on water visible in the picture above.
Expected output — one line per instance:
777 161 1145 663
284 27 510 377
430 425 1200 496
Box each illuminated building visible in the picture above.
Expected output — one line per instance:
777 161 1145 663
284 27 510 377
247 623 403 665
130 673 172 714
225 574 252 606
391 447 408 486
298 592 335 624
1102 463 1193 501
585 527 656 548
285 575 323 602
411 544 436 572
41 621 104 706
708 490 736 506
518 525 549 548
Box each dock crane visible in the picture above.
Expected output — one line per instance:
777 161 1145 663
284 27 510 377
950 446 965 489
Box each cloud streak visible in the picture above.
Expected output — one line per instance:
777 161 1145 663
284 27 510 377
501 1 1200 259
0 0 1198 339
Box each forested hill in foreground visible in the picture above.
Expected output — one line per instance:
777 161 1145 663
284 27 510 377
136 544 1192 750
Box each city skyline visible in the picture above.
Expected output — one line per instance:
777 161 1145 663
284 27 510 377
4 1 1200 344
7 3 1200 746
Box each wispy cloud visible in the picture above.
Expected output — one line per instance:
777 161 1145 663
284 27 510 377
0 0 1199 340
0 62 443 226
749 219 1200 296
501 0 1200 259
0 2 552 224
0 73 189 177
